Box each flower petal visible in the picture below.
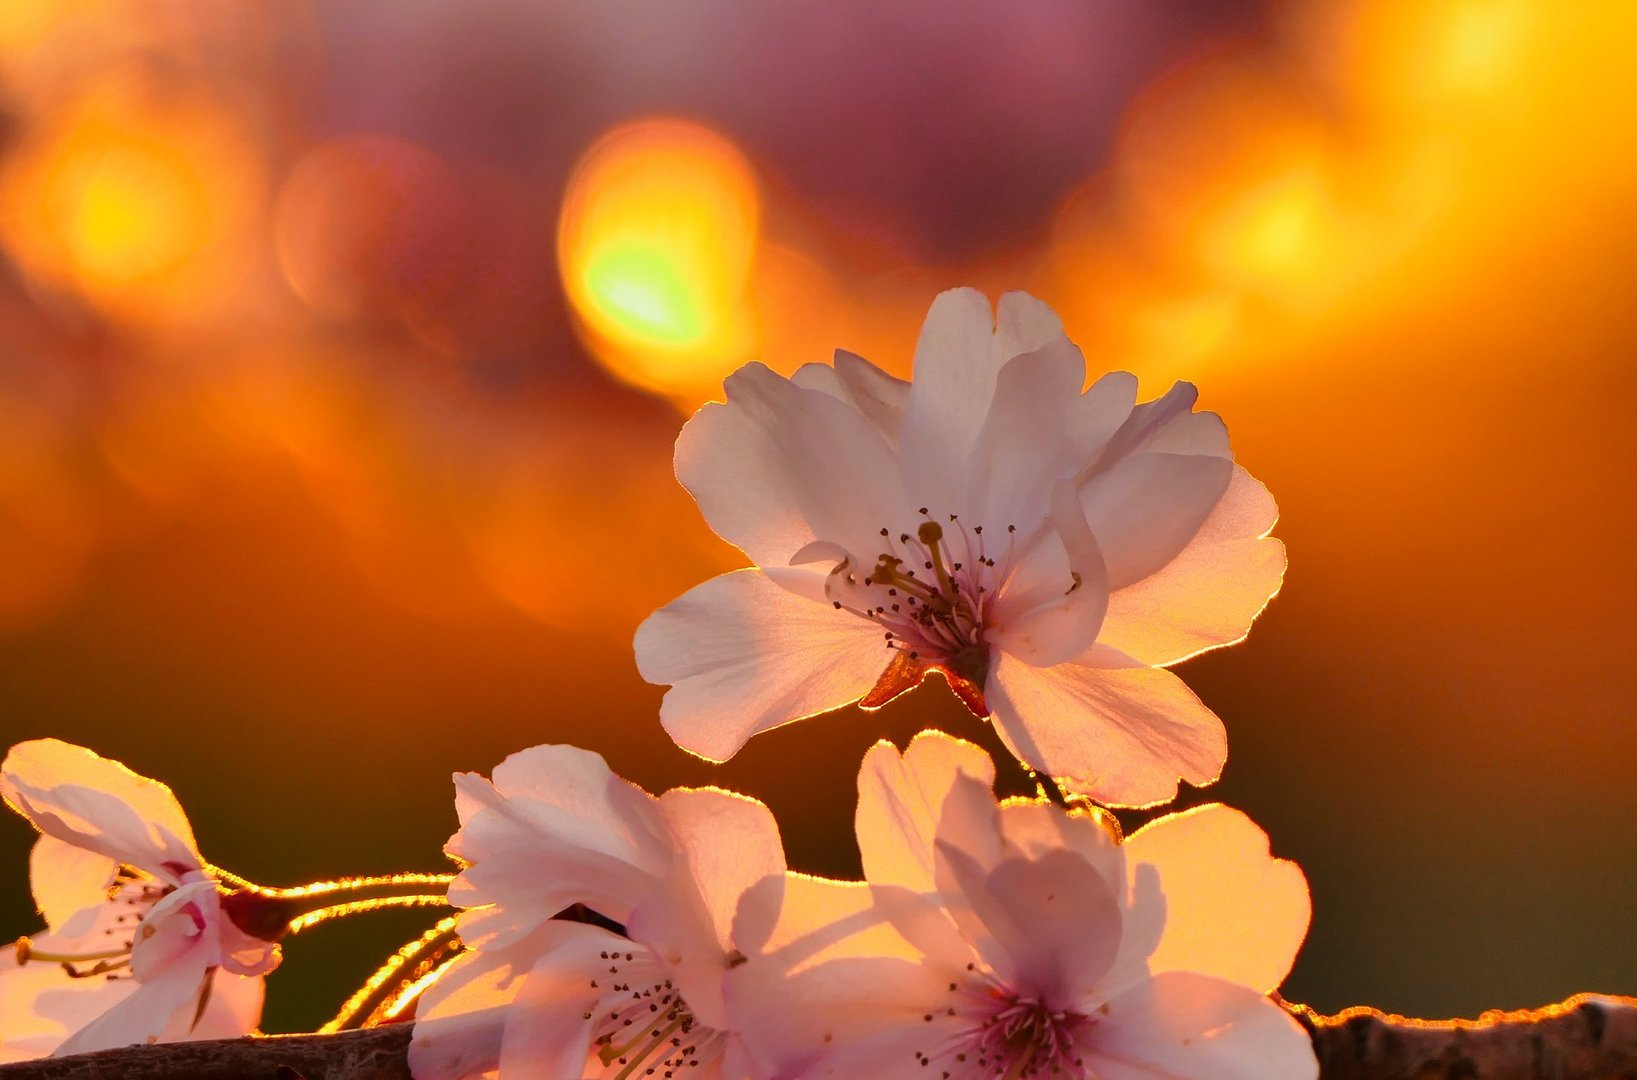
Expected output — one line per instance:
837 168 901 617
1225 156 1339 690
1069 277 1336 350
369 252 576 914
0 943 137 1062
987 653 1227 808
1086 972 1317 1080
497 925 625 1079
446 744 670 943
626 788 785 1031
1099 465 1286 666
410 940 532 1080
855 732 995 894
1078 451 1234 591
187 971 263 1042
637 569 893 763
791 350 911 446
677 362 905 568
1119 804 1310 993
899 290 1068 516
936 845 1122 1009
1 740 200 882
987 479 1111 667
29 834 118 938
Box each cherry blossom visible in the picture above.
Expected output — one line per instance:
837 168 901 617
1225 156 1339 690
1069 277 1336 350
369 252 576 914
0 739 275 1060
727 731 1316 1079
408 744 784 1079
635 288 1284 806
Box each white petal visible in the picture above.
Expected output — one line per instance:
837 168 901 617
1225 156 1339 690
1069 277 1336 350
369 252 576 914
994 291 1069 362
790 350 911 445
677 362 905 569
994 799 1123 884
1079 451 1234 590
987 653 1227 808
1097 382 1229 465
1 740 200 882
1087 972 1317 1080
855 733 995 894
625 788 785 1031
636 569 894 763
56 936 209 1056
446 744 670 943
728 950 951 1080
654 788 785 951
936 845 1122 1008
497 926 626 1079
962 340 1084 527
0 945 137 1062
1099 465 1285 666
29 834 118 937
987 480 1111 667
186 971 263 1041
410 940 534 1080
1119 804 1310 993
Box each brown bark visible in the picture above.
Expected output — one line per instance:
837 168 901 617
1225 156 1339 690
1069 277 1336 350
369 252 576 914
0 994 1632 1080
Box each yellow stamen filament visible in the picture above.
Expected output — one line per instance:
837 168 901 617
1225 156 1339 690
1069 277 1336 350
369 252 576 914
608 1015 687 1080
285 893 450 935
15 940 132 965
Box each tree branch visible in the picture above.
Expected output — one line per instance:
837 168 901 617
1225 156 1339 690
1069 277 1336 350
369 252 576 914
0 994 1632 1080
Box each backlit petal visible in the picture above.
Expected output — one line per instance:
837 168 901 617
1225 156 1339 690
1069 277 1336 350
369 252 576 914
855 732 995 894
1 740 199 881
636 569 892 763
987 653 1226 808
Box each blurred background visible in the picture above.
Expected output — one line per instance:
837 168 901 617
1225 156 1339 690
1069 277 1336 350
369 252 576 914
0 0 1634 1035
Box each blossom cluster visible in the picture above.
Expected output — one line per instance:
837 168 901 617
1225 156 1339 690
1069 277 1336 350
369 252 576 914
2 289 1314 1078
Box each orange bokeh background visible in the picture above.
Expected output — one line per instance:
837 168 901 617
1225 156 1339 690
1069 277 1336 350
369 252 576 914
0 0 1634 1031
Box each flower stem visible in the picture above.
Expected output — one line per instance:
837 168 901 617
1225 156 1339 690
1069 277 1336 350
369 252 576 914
321 916 463 1033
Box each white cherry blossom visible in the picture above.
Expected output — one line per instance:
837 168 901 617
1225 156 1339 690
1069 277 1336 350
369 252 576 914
409 744 784 1080
636 288 1284 806
0 739 274 1061
727 731 1316 1079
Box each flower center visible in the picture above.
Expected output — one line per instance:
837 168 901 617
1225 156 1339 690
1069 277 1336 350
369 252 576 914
827 511 1017 715
919 978 1095 1080
588 948 720 1078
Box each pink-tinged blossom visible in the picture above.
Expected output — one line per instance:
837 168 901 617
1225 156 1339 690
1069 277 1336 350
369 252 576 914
635 288 1284 807
727 732 1316 1079
409 744 785 1080
0 740 273 1061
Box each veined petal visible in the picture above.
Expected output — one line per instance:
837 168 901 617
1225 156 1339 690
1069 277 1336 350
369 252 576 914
899 289 1069 516
1118 804 1310 994
964 346 1134 537
987 653 1227 808
636 569 893 763
55 938 209 1056
1078 451 1233 591
987 480 1111 667
855 732 995 894
1096 382 1229 466
791 350 911 445
446 745 671 938
1 740 200 882
0 945 137 1062
410 938 535 1080
654 788 785 951
936 845 1122 1009
728 949 951 1080
627 788 786 1031
1100 465 1285 666
29 834 118 937
678 362 905 568
186 971 263 1042
496 926 620 1080
1086 972 1317 1080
